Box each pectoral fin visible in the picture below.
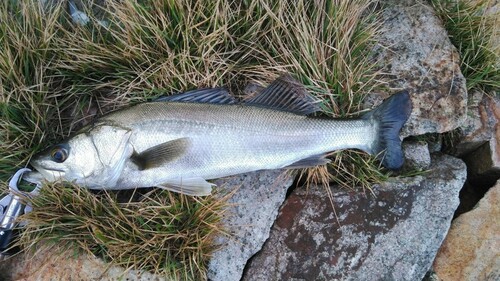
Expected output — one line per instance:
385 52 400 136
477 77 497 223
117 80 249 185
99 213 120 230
157 177 214 196
131 138 190 170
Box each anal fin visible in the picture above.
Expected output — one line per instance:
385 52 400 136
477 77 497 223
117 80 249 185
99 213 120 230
284 154 331 169
157 177 214 196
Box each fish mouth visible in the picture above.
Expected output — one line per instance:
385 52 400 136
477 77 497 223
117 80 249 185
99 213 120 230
29 162 66 180
30 161 65 173
23 171 44 184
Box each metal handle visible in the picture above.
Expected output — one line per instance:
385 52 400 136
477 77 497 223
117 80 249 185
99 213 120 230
0 194 24 231
0 168 38 257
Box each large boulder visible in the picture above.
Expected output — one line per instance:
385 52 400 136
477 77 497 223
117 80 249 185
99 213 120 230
433 180 500 281
208 170 296 281
243 154 467 281
371 0 467 137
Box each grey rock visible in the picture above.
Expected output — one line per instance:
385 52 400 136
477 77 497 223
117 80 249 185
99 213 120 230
208 169 296 281
403 140 431 170
72 0 109 22
461 94 500 186
486 3 499 67
453 93 500 186
243 154 466 281
370 0 467 137
451 92 499 157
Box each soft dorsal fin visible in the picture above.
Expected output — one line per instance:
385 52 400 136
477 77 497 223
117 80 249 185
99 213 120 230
245 74 321 115
155 88 236 104
131 138 190 170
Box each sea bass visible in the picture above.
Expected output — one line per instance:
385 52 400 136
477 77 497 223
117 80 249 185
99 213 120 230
27 75 412 196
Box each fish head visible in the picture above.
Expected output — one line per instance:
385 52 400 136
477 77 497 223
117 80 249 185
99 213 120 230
30 132 101 184
30 124 133 187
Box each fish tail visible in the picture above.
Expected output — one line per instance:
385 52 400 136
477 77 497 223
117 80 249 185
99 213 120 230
363 91 412 170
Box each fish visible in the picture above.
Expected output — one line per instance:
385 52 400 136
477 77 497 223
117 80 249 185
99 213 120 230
26 75 412 196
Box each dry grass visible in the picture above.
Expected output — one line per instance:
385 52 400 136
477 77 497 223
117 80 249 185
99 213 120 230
18 182 228 279
0 1 66 179
431 0 499 92
238 0 382 116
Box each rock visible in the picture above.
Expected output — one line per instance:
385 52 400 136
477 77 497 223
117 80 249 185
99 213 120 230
486 3 499 67
243 154 467 281
433 180 500 281
72 0 109 23
451 92 499 157
370 0 467 137
0 244 165 281
450 93 499 216
427 135 443 153
461 94 500 187
403 140 431 170
208 169 296 281
462 137 500 189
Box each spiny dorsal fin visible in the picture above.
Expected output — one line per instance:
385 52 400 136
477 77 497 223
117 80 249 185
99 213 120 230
245 74 321 115
131 138 190 170
155 88 236 104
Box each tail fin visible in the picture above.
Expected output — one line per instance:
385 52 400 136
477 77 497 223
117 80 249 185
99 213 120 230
363 91 412 170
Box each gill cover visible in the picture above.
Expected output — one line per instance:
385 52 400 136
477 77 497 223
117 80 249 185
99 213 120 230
89 124 133 187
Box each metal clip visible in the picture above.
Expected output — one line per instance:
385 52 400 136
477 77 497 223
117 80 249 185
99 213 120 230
0 168 41 257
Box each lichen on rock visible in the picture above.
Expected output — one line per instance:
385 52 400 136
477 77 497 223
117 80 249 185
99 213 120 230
243 155 466 281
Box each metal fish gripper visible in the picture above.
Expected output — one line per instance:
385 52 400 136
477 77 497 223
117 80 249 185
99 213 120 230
0 168 40 258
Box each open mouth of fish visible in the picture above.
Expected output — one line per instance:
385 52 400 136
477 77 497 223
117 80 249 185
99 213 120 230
24 164 65 184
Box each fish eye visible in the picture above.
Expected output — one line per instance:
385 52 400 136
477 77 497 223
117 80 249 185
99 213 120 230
50 146 68 163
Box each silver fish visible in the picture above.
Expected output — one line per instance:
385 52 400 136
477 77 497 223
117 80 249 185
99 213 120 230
26 75 412 196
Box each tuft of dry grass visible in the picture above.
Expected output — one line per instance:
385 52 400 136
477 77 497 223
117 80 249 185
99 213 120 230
299 150 389 195
52 0 245 97
237 0 383 116
18 182 228 279
0 1 67 180
431 0 499 92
